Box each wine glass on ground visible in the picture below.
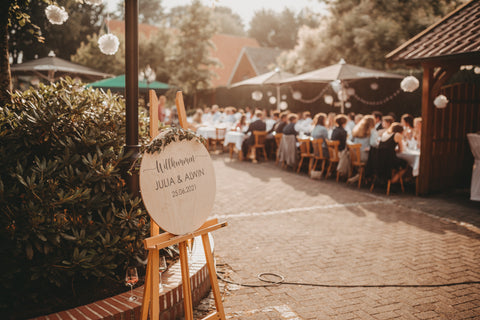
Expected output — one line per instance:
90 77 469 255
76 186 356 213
159 256 167 292
125 267 139 301
186 238 195 268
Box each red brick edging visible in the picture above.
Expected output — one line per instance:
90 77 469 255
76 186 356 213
33 236 213 320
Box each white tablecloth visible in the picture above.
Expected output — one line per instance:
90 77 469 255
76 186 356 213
224 131 245 151
398 149 420 177
196 126 216 139
467 133 480 201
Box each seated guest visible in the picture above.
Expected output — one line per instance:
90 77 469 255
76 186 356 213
266 110 280 132
283 113 299 136
351 115 378 162
295 111 313 134
378 115 394 138
311 113 329 158
223 106 237 124
401 113 416 149
345 112 356 135
241 110 266 158
269 112 287 134
202 107 211 124
326 112 336 138
234 114 248 132
372 111 383 131
331 114 348 151
413 117 422 149
376 123 408 183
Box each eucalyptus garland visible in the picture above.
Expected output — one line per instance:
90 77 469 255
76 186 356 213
143 126 207 155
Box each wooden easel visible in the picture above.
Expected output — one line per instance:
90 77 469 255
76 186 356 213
140 91 227 320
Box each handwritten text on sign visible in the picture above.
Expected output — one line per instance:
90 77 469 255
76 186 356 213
140 138 216 235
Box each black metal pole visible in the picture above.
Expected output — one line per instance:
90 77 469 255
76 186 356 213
125 0 140 195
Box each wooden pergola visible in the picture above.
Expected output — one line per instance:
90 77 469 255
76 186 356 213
386 0 480 195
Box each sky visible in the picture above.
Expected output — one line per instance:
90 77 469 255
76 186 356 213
105 0 327 25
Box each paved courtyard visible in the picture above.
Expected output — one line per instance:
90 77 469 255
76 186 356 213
205 154 480 319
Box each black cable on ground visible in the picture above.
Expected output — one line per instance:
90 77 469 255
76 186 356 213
216 271 480 289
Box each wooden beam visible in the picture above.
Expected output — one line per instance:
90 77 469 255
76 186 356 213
418 64 434 195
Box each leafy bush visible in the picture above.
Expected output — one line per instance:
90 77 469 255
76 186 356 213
0 79 150 317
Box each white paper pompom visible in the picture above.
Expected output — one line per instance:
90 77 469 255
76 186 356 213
324 95 333 105
370 82 379 90
330 80 341 93
292 91 302 100
400 76 419 92
337 89 348 102
345 101 352 109
251 91 263 101
474 67 480 74
45 5 69 25
269 96 277 104
98 33 120 55
85 0 103 5
279 101 288 110
433 95 448 109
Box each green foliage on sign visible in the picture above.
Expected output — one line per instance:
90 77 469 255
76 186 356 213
0 78 150 316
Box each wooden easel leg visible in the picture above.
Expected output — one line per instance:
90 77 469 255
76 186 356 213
179 241 194 320
141 250 153 320
201 234 226 319
150 250 160 320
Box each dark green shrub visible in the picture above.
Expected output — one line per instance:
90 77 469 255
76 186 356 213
0 79 150 317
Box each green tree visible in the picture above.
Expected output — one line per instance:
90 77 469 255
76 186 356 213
9 0 104 62
279 0 466 73
168 0 219 108
115 0 164 25
212 6 245 36
0 0 45 105
248 8 318 49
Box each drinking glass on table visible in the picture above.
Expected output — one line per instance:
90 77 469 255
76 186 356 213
159 256 167 291
125 267 139 301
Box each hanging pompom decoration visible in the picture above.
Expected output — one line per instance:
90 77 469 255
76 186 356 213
400 76 419 92
251 91 263 101
269 96 277 105
433 95 448 109
337 89 348 102
85 0 103 4
292 91 302 100
370 82 379 90
279 101 288 110
345 102 352 109
474 67 480 74
45 5 69 25
98 33 120 55
324 95 334 105
330 80 342 93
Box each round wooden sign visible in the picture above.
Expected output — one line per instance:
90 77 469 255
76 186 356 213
139 132 216 235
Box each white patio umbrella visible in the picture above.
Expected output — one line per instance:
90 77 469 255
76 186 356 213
280 59 403 112
230 68 294 110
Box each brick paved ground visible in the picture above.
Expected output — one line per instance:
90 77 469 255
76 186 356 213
204 154 480 320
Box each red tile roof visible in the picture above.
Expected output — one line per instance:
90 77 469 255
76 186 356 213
386 0 480 63
210 34 260 87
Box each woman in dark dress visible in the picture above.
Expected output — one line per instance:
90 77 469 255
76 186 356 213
331 114 348 151
376 122 408 183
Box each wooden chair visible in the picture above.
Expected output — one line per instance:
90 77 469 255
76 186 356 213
248 131 268 162
208 128 226 152
326 140 341 182
296 138 314 173
369 170 405 196
274 133 284 164
347 143 366 188
310 138 327 175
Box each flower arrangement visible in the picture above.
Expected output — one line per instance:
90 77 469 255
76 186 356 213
144 127 206 155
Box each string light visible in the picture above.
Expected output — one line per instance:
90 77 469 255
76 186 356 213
351 88 402 106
